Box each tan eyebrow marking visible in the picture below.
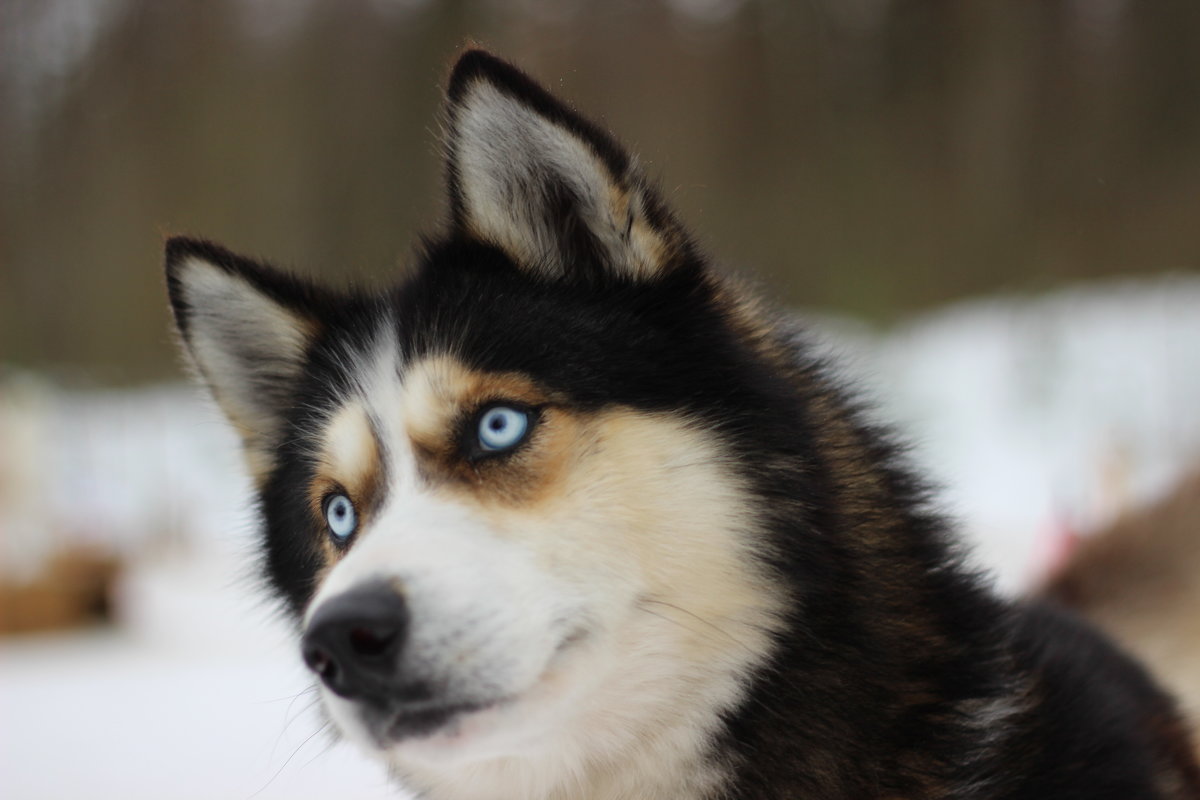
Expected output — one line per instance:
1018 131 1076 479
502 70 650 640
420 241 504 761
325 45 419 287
402 356 551 457
322 404 381 491
400 356 575 505
309 403 384 564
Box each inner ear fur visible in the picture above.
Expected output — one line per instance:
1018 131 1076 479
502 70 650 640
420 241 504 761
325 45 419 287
443 49 689 283
165 236 326 481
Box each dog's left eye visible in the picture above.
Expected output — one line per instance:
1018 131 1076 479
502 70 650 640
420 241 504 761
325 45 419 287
323 494 357 542
477 405 531 453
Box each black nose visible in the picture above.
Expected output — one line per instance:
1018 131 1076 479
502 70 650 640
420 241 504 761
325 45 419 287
301 581 409 700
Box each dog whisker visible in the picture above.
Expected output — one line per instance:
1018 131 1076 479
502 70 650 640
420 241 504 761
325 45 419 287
248 721 331 800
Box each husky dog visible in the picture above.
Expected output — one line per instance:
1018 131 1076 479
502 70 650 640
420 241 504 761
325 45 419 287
165 51 1199 799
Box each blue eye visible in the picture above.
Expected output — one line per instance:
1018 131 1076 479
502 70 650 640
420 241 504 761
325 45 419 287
477 406 530 452
324 494 357 541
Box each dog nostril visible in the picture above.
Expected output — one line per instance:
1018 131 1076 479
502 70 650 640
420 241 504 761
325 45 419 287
348 625 396 658
303 643 338 680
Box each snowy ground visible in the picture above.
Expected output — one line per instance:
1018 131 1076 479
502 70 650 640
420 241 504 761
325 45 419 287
0 559 396 799
1 276 1197 799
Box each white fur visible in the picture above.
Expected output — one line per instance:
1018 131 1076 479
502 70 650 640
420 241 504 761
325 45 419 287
305 349 785 800
175 257 312 477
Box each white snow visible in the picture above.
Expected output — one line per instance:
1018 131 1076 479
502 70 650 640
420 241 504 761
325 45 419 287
1 275 1197 798
813 275 1200 588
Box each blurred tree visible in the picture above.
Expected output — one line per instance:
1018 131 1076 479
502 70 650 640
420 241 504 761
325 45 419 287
1 0 1197 382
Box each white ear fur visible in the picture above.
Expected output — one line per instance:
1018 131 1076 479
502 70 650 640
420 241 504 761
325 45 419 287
447 54 681 281
453 81 615 273
169 250 317 479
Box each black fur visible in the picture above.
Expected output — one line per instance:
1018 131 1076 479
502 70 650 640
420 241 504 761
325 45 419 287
166 50 1200 799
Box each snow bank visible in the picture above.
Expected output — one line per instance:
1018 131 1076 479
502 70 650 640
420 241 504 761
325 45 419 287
811 275 1200 588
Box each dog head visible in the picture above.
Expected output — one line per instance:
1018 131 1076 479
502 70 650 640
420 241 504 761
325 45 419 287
166 50 784 792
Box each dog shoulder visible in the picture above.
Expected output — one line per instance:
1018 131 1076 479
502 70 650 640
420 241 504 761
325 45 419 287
1001 600 1200 798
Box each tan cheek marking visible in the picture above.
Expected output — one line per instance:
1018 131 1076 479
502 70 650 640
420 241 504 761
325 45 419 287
453 408 582 507
568 410 786 662
470 407 786 691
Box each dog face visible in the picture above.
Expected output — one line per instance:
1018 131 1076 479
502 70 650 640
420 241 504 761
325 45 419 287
167 51 784 790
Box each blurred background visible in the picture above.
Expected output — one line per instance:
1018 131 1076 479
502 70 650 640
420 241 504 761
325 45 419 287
1 1 1198 798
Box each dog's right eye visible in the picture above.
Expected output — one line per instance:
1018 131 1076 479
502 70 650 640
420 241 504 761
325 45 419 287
323 493 357 543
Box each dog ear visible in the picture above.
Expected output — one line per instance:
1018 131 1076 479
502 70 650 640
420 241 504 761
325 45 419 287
444 50 689 283
165 237 324 480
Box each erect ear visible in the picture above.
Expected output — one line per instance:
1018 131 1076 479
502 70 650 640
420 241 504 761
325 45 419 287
164 237 324 481
444 50 690 283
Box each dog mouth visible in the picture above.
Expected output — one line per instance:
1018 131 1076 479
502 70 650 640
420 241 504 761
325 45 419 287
355 626 590 747
365 697 507 743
